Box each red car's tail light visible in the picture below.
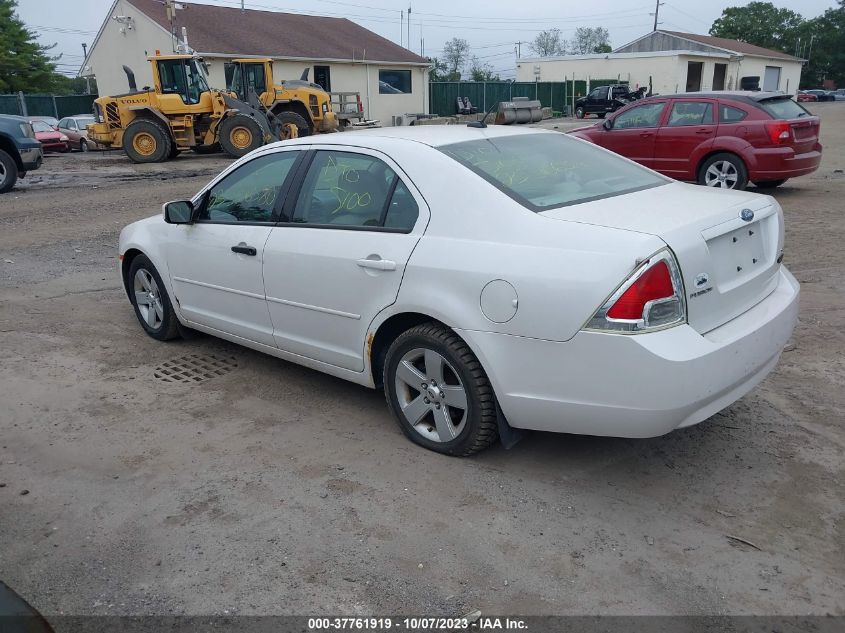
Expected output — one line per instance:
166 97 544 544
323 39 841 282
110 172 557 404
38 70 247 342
585 250 686 334
766 121 791 145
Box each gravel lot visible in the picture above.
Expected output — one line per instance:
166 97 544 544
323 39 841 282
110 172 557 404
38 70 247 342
1 105 843 617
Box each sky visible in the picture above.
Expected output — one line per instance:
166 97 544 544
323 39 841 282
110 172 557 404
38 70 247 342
14 0 836 79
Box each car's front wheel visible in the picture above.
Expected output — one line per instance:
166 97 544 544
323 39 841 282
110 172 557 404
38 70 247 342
698 153 748 190
0 149 18 194
575 106 585 119
755 179 787 189
384 323 498 456
128 254 180 341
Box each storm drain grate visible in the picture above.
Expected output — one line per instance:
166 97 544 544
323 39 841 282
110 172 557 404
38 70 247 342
153 353 238 384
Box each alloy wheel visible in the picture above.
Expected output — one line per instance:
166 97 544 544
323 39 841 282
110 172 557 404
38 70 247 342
394 348 468 443
133 268 164 330
704 160 739 188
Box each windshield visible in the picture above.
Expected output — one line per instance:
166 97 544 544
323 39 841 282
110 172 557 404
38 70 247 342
31 121 54 133
759 97 810 119
439 133 668 212
190 59 211 93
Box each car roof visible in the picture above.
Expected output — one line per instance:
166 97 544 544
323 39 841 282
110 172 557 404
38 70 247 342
0 114 29 123
271 124 554 151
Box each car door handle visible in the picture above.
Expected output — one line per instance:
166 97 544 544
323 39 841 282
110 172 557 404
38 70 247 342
639 132 652 138
357 257 396 271
696 129 714 135
231 244 257 256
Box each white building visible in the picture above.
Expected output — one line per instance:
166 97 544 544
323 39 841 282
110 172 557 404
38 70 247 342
516 30 803 96
81 0 431 125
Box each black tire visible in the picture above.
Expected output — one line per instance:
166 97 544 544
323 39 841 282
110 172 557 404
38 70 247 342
123 118 172 163
167 143 180 159
697 152 748 190
219 114 264 158
597 112 606 119
193 142 222 155
754 179 787 189
128 254 180 341
383 322 498 456
272 110 312 137
575 106 585 119
80 139 89 152
0 149 18 194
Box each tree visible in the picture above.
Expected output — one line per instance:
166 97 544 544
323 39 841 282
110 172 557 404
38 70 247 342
798 1 845 87
568 27 611 54
442 37 470 80
709 2 803 53
530 29 566 56
428 57 449 82
468 57 500 81
0 0 59 93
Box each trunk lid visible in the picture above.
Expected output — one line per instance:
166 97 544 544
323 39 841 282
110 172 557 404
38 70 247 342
786 116 820 154
540 182 784 334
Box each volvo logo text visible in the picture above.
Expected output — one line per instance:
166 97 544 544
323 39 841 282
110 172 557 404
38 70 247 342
740 208 755 222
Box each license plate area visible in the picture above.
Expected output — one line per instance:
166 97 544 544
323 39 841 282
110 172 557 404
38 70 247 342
705 220 770 291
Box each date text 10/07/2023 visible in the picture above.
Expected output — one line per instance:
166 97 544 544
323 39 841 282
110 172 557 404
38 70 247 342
307 617 529 630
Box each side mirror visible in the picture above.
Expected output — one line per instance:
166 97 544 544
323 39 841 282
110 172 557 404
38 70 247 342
602 118 613 130
163 200 194 224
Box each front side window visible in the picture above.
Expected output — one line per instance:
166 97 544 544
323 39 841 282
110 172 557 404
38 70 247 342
667 101 714 126
439 133 668 212
199 152 299 223
613 102 665 129
66 120 77 130
293 151 418 231
379 69 411 94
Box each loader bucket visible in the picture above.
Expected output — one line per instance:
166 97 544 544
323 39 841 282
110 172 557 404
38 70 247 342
495 98 543 125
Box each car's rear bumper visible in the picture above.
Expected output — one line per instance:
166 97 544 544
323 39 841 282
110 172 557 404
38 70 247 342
749 145 822 181
458 266 799 438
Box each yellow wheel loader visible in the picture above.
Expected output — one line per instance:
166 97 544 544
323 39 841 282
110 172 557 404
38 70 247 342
225 59 338 137
87 54 299 163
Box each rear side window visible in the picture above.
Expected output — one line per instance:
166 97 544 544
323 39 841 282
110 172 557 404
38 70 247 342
439 133 668 212
667 102 713 126
719 105 747 123
757 97 810 119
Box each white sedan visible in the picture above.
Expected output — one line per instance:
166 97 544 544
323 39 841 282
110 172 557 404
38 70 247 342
119 126 799 455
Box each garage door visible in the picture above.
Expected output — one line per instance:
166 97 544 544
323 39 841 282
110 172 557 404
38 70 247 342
763 66 781 91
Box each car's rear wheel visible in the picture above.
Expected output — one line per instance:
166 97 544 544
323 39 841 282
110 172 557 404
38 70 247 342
575 106 585 119
384 322 498 456
698 153 748 190
755 179 787 189
0 149 18 194
128 254 180 341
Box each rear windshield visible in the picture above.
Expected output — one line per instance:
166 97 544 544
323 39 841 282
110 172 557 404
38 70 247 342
758 97 810 119
439 133 668 212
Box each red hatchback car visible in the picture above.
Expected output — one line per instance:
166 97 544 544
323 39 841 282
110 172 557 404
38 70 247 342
569 92 821 190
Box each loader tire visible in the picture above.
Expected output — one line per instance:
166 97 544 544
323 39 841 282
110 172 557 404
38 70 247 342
219 115 264 158
272 111 311 138
123 118 172 164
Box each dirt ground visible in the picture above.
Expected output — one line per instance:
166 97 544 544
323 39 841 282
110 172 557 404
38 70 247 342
1 105 843 618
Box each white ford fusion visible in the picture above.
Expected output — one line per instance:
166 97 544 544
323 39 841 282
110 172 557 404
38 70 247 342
119 125 799 455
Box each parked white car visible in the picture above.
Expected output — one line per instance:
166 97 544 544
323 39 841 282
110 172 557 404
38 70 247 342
119 126 799 455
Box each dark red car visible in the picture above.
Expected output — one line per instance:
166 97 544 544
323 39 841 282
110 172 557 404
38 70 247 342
796 90 818 102
568 92 821 190
30 119 69 153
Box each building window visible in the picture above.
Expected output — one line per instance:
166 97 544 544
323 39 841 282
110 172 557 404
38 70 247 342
379 69 411 94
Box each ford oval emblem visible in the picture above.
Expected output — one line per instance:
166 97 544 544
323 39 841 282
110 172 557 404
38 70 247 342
740 208 755 222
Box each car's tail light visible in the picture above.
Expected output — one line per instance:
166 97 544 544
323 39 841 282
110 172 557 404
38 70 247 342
585 250 686 334
766 121 791 145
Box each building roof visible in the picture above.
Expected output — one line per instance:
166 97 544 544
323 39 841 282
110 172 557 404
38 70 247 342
127 0 429 65
657 31 801 62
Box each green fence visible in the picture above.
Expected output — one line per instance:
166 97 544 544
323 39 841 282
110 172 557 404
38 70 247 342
0 93 98 118
429 79 620 117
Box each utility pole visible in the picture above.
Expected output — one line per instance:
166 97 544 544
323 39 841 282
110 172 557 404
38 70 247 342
81 43 90 93
400 10 403 48
651 0 664 31
515 41 527 58
806 34 816 62
407 5 411 56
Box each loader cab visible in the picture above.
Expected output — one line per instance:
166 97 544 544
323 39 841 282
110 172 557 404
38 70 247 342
225 59 273 104
152 55 211 105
